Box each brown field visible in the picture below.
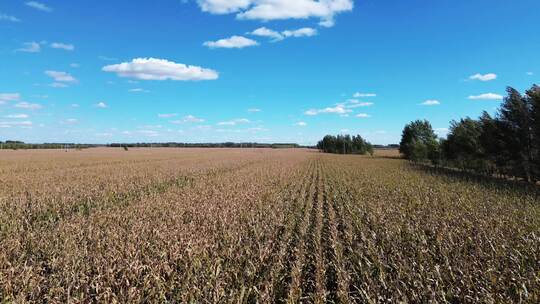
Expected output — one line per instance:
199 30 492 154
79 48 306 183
0 148 539 303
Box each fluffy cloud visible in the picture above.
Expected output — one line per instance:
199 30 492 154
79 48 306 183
204 35 259 49
353 92 376 98
6 114 29 119
282 27 317 38
421 99 440 106
51 42 74 51
103 58 219 81
25 1 52 12
196 0 353 26
15 102 42 110
355 113 370 118
217 118 250 126
95 102 108 108
0 93 21 104
345 99 373 108
469 73 497 82
0 120 33 128
197 0 252 14
305 104 351 116
17 41 41 53
45 70 78 83
50 82 68 88
250 27 283 41
295 121 307 126
468 93 503 100
251 27 317 41
128 88 149 93
435 128 449 136
0 14 20 22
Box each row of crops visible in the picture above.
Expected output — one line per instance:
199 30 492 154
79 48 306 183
0 148 538 302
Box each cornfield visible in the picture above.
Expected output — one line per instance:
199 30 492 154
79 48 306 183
0 148 539 303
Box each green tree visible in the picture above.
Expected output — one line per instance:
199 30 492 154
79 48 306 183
497 87 535 181
399 120 439 163
526 85 540 180
442 118 485 170
317 134 373 155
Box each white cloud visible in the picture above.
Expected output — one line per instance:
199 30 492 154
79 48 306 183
305 104 352 116
204 35 259 49
17 41 41 53
0 120 33 128
0 93 21 104
45 70 78 83
248 108 261 112
469 73 497 82
526 72 534 76
158 113 177 118
468 93 503 100
63 118 78 124
282 27 317 38
171 115 205 124
128 88 149 93
250 27 284 41
217 118 250 126
295 121 307 127
95 102 108 108
26 1 52 12
246 0 351 26
197 0 252 14
70 63 80 68
250 27 317 41
435 128 449 136
345 100 373 108
6 114 29 119
421 99 440 106
103 58 219 81
15 102 42 110
355 113 371 118
50 42 74 51
50 82 68 88
196 0 353 26
0 14 21 22
353 92 376 98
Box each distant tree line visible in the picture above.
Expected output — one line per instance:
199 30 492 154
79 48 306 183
0 141 95 150
399 84 540 183
0 141 301 150
317 134 374 155
108 142 300 149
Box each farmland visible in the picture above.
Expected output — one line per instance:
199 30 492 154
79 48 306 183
0 148 539 303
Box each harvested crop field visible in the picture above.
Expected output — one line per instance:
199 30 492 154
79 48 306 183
1 148 539 303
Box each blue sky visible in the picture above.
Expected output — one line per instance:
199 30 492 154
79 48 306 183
0 0 539 145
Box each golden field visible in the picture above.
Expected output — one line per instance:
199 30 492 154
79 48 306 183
0 148 538 303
